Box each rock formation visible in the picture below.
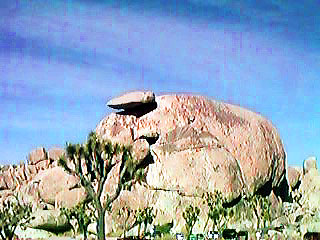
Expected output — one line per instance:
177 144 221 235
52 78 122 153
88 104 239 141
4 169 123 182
95 92 289 234
1 91 320 238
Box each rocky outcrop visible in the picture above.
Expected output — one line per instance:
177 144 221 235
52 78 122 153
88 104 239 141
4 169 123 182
96 93 288 235
28 147 47 165
0 92 295 237
0 147 81 210
97 94 287 200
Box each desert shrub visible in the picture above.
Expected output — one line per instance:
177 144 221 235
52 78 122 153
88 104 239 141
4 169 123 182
60 201 95 240
117 206 134 238
133 207 155 238
0 195 33 240
183 204 200 238
239 194 273 229
202 190 235 232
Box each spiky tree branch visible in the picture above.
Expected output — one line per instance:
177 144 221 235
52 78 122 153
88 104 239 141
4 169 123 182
58 131 136 240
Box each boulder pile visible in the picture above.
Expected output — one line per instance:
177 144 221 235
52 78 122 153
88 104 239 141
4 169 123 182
3 91 319 238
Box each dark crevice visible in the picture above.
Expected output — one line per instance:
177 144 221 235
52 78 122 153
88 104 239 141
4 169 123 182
223 194 242 208
121 152 155 185
136 152 155 169
116 102 157 118
255 179 273 197
292 179 301 192
273 176 292 202
139 134 160 145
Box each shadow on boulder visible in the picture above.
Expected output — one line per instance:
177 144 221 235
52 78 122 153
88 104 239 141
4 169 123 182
304 232 320 240
116 102 157 118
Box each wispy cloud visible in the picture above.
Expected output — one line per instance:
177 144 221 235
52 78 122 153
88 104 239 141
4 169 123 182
0 0 319 165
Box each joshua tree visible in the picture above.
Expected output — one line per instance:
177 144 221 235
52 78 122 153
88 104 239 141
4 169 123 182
183 204 200 238
134 208 144 238
60 201 95 240
202 190 229 232
142 207 155 237
133 207 155 238
59 131 138 240
245 194 272 229
118 206 133 238
0 195 33 240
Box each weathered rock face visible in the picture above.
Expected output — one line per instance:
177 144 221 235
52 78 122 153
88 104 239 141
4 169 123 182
37 166 80 205
97 95 287 199
28 147 47 165
97 94 287 235
55 187 87 209
299 158 320 210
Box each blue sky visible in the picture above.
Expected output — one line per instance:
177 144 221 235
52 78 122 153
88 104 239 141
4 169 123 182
1 0 319 166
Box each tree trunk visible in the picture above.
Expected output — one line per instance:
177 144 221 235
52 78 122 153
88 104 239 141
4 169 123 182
97 208 106 240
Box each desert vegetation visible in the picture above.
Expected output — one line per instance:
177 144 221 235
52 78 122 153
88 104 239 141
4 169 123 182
58 131 141 240
1 131 319 240
0 195 33 240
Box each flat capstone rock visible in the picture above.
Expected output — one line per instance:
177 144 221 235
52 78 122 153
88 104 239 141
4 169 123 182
107 91 155 110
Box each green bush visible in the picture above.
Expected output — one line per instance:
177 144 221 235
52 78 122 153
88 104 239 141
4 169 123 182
133 207 155 238
0 195 33 240
202 190 233 232
183 204 200 238
60 201 95 240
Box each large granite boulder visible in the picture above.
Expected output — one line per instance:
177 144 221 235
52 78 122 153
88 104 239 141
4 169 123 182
55 187 88 209
48 147 65 162
97 94 287 198
96 94 288 235
37 167 80 205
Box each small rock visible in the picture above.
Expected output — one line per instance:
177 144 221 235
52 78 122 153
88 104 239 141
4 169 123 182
48 147 66 162
303 156 317 175
0 174 8 190
36 159 50 171
288 166 302 190
131 139 150 165
28 147 47 165
28 209 71 232
107 91 155 110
